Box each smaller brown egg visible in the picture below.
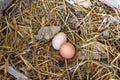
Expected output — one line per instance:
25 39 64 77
60 42 75 59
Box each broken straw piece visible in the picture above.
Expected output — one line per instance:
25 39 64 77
108 16 119 25
65 0 75 5
78 42 107 60
8 66 28 80
99 0 120 11
74 0 92 8
103 29 109 38
34 26 61 41
65 0 92 8
0 0 13 14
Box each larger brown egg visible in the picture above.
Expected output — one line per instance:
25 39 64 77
60 42 75 59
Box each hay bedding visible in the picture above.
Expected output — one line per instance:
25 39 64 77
0 0 120 80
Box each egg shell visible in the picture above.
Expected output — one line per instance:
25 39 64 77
60 42 75 59
52 32 67 50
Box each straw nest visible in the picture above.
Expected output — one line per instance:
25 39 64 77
0 0 120 80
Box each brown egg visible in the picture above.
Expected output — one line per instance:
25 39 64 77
60 42 75 59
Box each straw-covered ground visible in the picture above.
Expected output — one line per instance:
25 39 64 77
0 0 120 80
